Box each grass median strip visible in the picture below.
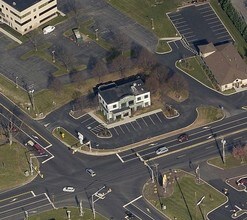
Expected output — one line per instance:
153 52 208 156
143 170 227 220
29 207 107 220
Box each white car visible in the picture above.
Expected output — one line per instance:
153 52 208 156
155 146 169 155
42 25 55 34
63 186 75 192
86 168 96 177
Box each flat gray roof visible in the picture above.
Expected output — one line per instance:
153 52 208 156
3 0 41 12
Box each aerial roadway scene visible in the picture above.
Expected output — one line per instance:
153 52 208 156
1 0 247 219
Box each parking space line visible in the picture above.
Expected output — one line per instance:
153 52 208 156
205 17 218 21
186 35 196 39
86 121 98 127
124 124 131 132
208 20 219 25
119 125 125 134
177 24 188 28
113 127 119 136
175 21 187 25
123 195 143 208
202 14 215 18
211 24 223 28
148 116 155 125
217 35 230 39
200 10 213 14
172 17 184 21
212 27 225 32
182 31 194 35
116 153 124 163
169 14 182 18
130 122 137 131
81 117 92 124
215 31 228 35
155 113 163 123
180 27 191 31
134 120 142 129
197 6 211 10
141 118 148 127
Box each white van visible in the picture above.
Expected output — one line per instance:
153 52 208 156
42 25 55 34
156 146 169 155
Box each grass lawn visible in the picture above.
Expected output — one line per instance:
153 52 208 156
0 142 37 191
29 207 107 220
143 171 227 220
107 0 184 38
208 154 247 169
53 127 78 147
177 56 215 89
210 0 247 57
156 39 171 53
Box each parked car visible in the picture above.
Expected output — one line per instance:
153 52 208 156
155 146 169 155
42 25 55 34
178 133 189 142
63 186 75 192
86 168 96 177
26 140 46 155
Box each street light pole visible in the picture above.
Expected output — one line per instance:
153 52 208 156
52 50 55 63
95 29 99 41
15 76 18 88
91 185 107 219
29 89 35 111
221 138 226 164
151 18 154 30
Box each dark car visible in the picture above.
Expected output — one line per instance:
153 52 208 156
178 133 189 142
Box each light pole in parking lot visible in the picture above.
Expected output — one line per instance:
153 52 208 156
28 89 35 111
95 29 99 41
151 18 154 30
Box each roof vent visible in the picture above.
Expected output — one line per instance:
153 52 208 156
13 2 16 6
133 83 137 86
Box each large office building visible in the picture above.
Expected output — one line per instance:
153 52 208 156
0 0 57 35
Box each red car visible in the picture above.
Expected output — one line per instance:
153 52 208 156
178 133 189 142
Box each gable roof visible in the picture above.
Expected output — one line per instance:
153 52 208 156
200 42 247 85
98 79 148 104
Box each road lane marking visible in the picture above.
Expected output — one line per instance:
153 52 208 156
44 193 56 209
113 127 119 136
176 154 186 158
141 118 148 127
205 146 214 149
130 122 137 131
148 116 155 125
123 195 142 208
31 191 36 196
116 153 124 163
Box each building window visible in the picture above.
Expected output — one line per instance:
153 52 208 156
225 85 227 88
129 100 134 105
24 28 27 31
33 9 36 12
29 25 32 29
121 103 126 108
144 94 148 99
113 104 117 108
137 97 141 101
34 16 36 19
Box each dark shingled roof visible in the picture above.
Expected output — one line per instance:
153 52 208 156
2 0 40 12
98 79 148 104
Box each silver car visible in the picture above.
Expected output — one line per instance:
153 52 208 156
86 168 96 177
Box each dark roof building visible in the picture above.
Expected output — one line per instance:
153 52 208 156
2 0 40 11
98 79 148 104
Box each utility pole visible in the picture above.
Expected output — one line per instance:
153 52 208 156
221 138 226 164
195 165 200 183
151 18 154 30
95 29 99 41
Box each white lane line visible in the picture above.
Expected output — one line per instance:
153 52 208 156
177 24 188 28
212 27 225 32
177 154 186 158
180 27 191 31
123 195 143 208
131 203 156 220
116 153 124 163
203 14 215 18
205 17 218 21
215 31 228 35
31 191 36 197
44 144 52 149
86 121 98 127
208 20 219 25
205 146 214 149
134 120 142 129
217 35 229 39
80 117 92 124
185 35 196 39
155 113 163 123
44 193 56 209
211 24 223 28
172 17 184 21
233 136 242 140
175 21 187 25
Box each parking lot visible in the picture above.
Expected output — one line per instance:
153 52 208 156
168 3 233 50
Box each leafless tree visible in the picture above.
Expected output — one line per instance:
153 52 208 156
145 73 160 94
136 48 157 73
232 145 246 163
27 29 43 51
71 71 85 89
112 31 129 55
167 74 188 96
92 60 108 82
55 44 74 72
66 0 80 26
48 76 63 95
111 55 132 77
